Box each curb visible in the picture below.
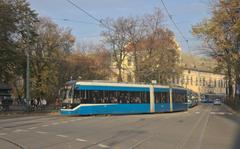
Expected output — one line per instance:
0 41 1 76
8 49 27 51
0 111 60 118
223 104 240 116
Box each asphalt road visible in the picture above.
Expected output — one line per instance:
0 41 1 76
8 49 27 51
0 104 239 149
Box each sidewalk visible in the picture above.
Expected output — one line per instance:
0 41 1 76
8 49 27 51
0 105 60 118
223 103 240 116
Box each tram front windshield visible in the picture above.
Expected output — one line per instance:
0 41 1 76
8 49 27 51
60 86 79 109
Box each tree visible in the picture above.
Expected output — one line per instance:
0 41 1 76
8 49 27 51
101 17 131 82
0 0 38 99
192 0 240 102
67 42 111 80
136 28 181 84
30 17 75 101
101 8 182 84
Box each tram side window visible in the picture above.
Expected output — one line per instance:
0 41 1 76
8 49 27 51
74 90 150 104
155 92 169 103
172 92 187 103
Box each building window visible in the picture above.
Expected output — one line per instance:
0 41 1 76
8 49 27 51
181 76 185 85
127 57 132 66
214 79 216 88
186 76 189 85
203 77 206 87
190 76 193 85
209 78 212 87
127 74 132 82
196 77 198 86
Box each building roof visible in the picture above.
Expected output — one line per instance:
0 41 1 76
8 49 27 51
183 66 224 75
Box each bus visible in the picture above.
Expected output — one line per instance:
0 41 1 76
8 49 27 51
203 93 226 103
60 81 188 115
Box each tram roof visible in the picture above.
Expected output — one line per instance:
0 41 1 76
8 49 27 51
75 81 166 88
65 80 187 92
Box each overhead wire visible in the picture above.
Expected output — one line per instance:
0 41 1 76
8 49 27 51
65 0 113 31
160 0 190 51
51 18 98 25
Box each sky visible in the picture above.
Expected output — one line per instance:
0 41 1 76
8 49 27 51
27 0 212 54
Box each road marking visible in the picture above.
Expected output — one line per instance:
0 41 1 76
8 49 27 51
175 108 210 149
210 112 233 115
76 138 87 142
218 112 225 115
28 127 37 130
0 133 6 136
98 144 110 148
196 108 211 149
36 131 48 134
13 129 27 133
70 119 76 122
42 125 49 127
56 134 68 138
210 112 216 115
61 121 68 124
52 122 59 125
195 111 200 114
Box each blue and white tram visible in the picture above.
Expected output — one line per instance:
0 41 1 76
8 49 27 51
60 81 188 115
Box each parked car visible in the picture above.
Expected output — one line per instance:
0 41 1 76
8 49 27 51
213 99 221 105
201 99 207 103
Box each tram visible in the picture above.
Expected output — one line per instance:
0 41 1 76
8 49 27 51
187 90 199 108
60 81 188 115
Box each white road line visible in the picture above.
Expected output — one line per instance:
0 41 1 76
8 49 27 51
61 121 68 124
210 112 216 115
52 122 59 125
210 112 231 115
28 127 37 130
13 129 27 133
75 138 87 142
42 125 49 127
0 133 6 136
70 119 76 122
98 144 110 148
218 112 225 115
56 134 68 138
195 111 200 114
36 131 48 134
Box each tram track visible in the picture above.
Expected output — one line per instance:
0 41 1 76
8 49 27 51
0 137 25 149
173 105 212 149
82 109 195 149
124 105 207 149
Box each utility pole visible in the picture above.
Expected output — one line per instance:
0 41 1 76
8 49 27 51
26 51 30 109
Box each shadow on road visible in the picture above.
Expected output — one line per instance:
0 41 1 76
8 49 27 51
219 108 240 149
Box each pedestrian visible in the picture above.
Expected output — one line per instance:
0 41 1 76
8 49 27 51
34 98 38 110
55 97 60 110
41 98 47 110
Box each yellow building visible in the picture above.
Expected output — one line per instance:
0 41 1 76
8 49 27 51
175 67 226 95
110 37 182 83
109 40 226 96
110 52 135 82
